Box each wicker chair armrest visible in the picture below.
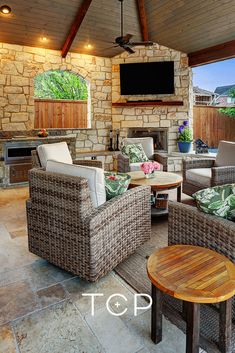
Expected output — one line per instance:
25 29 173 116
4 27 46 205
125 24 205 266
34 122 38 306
87 185 151 230
117 153 130 172
73 159 103 168
183 158 215 170
211 166 235 185
28 168 94 216
168 201 235 262
153 153 168 171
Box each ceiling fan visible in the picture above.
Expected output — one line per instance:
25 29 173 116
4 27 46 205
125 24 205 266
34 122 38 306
112 0 154 54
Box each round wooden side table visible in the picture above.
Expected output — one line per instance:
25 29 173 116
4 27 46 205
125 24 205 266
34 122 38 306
147 245 235 353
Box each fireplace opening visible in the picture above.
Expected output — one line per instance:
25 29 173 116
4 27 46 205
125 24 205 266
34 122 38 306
127 128 168 152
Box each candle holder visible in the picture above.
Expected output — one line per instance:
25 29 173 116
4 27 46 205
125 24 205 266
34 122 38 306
108 129 114 151
115 129 120 151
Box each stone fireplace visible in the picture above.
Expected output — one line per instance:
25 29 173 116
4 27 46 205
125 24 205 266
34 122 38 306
127 127 168 152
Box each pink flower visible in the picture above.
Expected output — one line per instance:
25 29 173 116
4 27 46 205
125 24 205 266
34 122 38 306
140 161 160 174
108 175 117 180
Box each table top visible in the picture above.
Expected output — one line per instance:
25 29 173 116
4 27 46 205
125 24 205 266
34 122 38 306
147 245 235 304
128 171 182 189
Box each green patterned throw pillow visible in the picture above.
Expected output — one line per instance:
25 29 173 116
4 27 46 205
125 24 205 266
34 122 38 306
193 184 235 221
122 143 149 163
104 172 131 200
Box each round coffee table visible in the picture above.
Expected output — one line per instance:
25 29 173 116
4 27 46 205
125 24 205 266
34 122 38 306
128 171 183 216
147 245 235 353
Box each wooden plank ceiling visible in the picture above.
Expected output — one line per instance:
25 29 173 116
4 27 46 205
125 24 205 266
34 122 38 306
0 0 234 60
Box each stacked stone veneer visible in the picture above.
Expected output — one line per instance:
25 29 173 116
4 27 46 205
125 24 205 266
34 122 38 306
111 44 193 153
0 42 193 171
0 43 112 154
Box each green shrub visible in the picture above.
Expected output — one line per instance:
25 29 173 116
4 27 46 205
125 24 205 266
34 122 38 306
34 70 88 100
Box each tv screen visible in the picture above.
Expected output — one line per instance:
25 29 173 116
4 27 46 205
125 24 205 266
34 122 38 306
120 62 174 95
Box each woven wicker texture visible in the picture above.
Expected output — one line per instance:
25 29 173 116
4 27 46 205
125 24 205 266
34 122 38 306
27 168 151 282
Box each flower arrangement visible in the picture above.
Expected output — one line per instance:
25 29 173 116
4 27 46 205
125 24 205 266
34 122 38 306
140 161 160 176
177 120 193 142
38 128 48 137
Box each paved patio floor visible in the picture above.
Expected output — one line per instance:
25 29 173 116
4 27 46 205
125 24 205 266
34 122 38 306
0 186 207 353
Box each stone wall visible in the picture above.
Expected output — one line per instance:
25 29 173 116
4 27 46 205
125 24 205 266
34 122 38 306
0 42 193 163
111 44 193 153
0 43 112 155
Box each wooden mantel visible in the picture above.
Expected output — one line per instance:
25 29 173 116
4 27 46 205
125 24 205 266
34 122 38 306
112 101 183 107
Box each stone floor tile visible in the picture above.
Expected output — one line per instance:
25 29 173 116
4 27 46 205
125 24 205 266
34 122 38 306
13 300 103 353
85 307 143 353
0 325 17 353
23 258 75 291
0 281 40 325
64 273 147 321
124 310 186 353
37 283 67 307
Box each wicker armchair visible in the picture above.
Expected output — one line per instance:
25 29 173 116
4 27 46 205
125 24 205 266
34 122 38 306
26 168 151 282
183 141 235 196
31 150 103 169
167 201 235 352
117 137 165 172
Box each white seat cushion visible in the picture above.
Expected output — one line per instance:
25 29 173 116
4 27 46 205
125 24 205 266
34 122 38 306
123 137 154 159
215 140 235 167
130 162 163 172
37 142 73 168
186 168 212 187
46 160 106 208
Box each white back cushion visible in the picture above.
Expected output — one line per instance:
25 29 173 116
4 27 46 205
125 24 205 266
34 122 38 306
215 140 235 167
123 137 154 159
37 142 73 168
46 160 106 208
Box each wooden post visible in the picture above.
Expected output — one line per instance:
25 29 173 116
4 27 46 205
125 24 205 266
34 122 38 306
219 299 232 353
186 302 200 353
151 284 162 344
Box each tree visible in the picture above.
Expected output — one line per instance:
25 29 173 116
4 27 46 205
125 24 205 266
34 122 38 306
34 70 88 100
219 88 235 118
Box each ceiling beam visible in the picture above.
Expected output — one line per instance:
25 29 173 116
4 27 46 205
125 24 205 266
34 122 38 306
136 0 149 41
188 39 235 67
61 0 93 58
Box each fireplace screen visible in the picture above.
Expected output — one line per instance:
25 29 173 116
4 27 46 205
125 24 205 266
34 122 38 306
128 128 168 152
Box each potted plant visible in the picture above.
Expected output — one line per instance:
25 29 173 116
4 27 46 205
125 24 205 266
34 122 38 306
177 120 193 153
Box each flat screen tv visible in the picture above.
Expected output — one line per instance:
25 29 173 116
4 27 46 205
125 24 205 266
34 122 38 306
120 61 174 95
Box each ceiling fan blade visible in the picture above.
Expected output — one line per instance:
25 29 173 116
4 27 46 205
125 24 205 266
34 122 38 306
123 46 135 54
102 45 120 50
123 34 133 42
129 41 154 46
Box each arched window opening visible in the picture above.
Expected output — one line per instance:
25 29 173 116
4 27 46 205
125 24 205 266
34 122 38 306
34 70 90 129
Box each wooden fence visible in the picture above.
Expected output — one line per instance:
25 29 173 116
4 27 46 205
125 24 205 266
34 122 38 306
193 105 235 147
34 99 88 129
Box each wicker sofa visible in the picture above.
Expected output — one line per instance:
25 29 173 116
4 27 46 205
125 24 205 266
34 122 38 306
27 151 151 282
168 201 235 352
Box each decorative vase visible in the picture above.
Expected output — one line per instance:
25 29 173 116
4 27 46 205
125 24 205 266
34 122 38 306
177 141 192 153
145 171 155 179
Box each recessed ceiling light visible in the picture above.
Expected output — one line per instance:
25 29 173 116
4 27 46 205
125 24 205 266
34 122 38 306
42 37 47 42
0 5 11 14
86 43 92 49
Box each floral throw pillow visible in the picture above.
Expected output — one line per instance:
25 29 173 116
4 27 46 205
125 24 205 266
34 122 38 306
193 184 235 221
121 143 149 163
104 172 131 200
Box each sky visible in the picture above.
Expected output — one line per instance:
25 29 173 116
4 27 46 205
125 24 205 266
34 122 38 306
192 58 235 92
